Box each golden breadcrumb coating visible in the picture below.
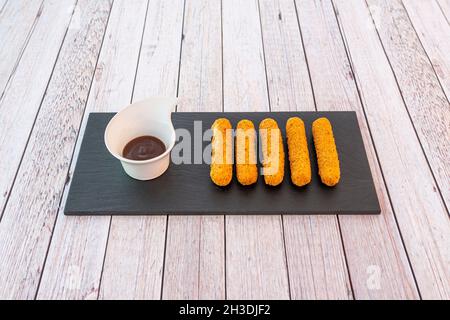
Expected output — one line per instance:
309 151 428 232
210 118 233 186
312 117 340 186
286 117 311 187
259 118 285 186
235 119 258 185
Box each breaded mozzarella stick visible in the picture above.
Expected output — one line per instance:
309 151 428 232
312 117 340 186
286 117 311 186
259 118 285 186
235 119 258 185
210 118 233 186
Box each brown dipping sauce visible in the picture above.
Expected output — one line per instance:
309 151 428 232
122 136 166 161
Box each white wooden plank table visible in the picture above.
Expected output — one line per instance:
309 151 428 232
0 0 448 300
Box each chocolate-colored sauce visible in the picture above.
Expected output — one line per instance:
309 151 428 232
123 136 166 161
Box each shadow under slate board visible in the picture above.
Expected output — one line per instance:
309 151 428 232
65 112 380 215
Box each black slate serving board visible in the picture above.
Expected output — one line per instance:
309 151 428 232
65 112 380 215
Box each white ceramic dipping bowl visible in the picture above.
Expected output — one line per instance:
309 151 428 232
104 97 177 180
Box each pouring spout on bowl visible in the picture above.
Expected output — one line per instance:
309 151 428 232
134 96 178 124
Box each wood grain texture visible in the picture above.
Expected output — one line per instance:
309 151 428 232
38 217 110 300
163 216 225 299
403 0 450 99
437 0 450 22
0 0 76 220
0 0 110 299
100 216 167 299
0 0 447 301
226 215 290 299
296 0 418 299
368 0 450 211
0 0 43 95
0 0 8 15
258 0 352 299
385 0 450 209
99 0 185 299
284 216 352 299
223 0 289 300
176 0 222 112
162 0 225 300
260 0 352 299
37 0 144 300
334 0 450 299
258 0 314 112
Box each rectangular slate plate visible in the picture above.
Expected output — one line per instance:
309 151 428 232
65 112 380 215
